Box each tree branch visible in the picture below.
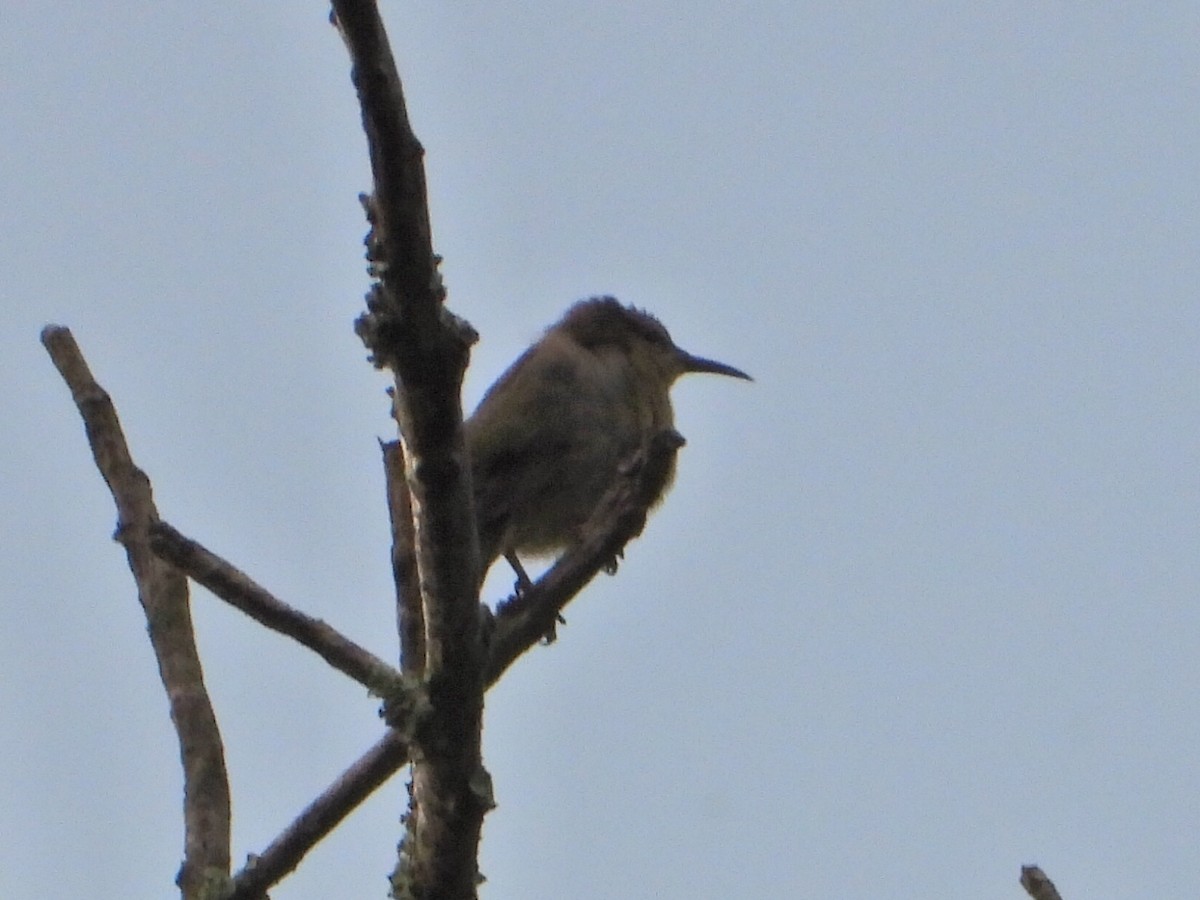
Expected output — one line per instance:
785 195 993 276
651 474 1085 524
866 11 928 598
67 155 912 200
40 325 232 900
149 521 402 694
1020 865 1064 900
331 3 487 896
45 325 685 899
148 522 438 898
151 435 685 895
384 439 425 674
228 731 412 900
151 427 683 896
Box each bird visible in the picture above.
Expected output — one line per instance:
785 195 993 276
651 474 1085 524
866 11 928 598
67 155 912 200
465 296 750 585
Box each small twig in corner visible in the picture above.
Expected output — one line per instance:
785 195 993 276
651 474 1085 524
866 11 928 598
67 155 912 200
1020 865 1064 900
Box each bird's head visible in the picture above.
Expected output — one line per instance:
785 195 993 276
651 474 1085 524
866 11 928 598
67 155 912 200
557 296 752 387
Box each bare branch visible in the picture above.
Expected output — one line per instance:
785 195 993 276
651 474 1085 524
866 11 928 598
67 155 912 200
153 426 682 894
40 325 231 899
331 3 487 895
149 521 402 694
384 439 425 673
485 429 686 685
151 511 436 897
1020 866 1064 900
43 332 682 900
330 3 440 340
228 732 412 900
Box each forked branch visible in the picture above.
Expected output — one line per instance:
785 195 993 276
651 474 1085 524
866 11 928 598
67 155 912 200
332 2 486 894
41 326 232 899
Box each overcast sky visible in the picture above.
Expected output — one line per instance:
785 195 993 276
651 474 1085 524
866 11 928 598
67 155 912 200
4 3 1200 898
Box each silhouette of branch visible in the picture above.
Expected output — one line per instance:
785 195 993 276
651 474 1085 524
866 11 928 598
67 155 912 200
149 521 402 693
149 522 435 900
331 2 488 896
1020 865 1064 900
41 325 232 899
383 440 425 674
43 329 685 900
228 731 412 900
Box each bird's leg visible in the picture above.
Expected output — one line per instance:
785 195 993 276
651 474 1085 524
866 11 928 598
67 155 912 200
504 551 567 644
504 551 535 595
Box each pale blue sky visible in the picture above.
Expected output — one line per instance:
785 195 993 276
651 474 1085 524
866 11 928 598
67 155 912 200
4 3 1200 898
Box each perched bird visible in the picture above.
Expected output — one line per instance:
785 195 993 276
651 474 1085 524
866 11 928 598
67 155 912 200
465 296 750 583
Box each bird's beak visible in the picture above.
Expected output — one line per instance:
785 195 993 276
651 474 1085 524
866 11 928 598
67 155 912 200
677 350 753 381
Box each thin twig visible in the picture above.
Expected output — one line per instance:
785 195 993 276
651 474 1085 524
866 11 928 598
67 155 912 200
228 732 412 900
384 440 425 673
149 520 434 898
1020 865 1064 900
41 325 232 899
149 521 402 694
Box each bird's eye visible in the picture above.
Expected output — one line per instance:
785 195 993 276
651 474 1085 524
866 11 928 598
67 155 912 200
632 311 671 346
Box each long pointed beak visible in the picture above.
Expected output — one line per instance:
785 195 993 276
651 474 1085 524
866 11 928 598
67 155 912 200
678 350 753 381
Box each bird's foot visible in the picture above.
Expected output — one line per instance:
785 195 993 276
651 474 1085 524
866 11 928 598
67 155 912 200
603 548 625 576
539 611 567 646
